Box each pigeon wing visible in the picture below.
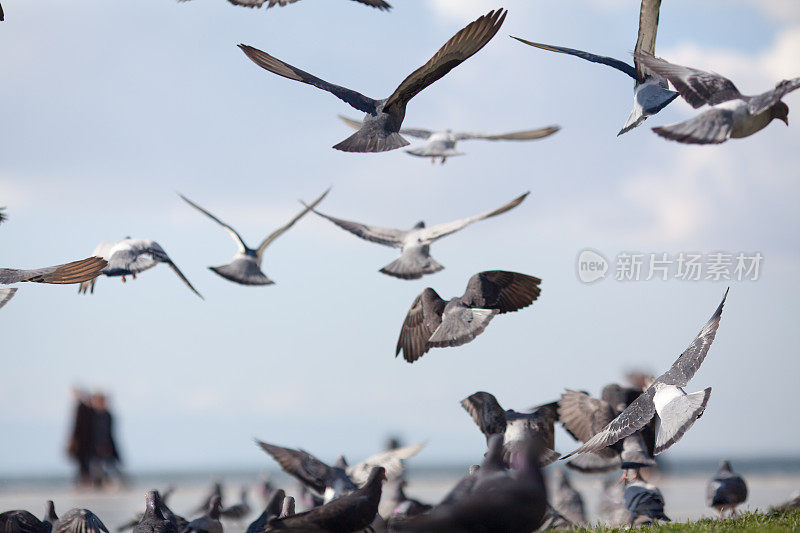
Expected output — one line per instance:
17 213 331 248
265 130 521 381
257 188 330 258
634 0 662 80
460 391 508 437
511 37 636 79
347 442 425 485
256 441 333 494
396 288 446 362
461 270 542 314
747 77 800 115
418 192 529 243
0 257 107 285
454 127 559 141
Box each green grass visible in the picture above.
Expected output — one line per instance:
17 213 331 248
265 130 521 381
577 509 800 532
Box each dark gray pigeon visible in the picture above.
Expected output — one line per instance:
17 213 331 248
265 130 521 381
192 481 223 516
512 0 678 135
264 466 386 533
396 270 542 362
278 497 294 519
624 478 670 525
562 289 728 460
184 496 222 533
0 510 50 533
635 52 798 144
460 391 560 466
558 387 656 474
180 189 328 286
706 460 748 518
43 501 58 532
133 491 177 533
54 509 108 533
309 192 528 279
221 487 251 521
78 239 202 299
246 489 285 533
213 0 391 10
256 440 423 502
238 9 506 152
119 488 179 531
339 116 559 164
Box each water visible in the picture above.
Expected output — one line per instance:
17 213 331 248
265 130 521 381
1 460 798 531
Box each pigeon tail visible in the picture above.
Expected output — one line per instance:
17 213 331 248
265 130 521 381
380 254 444 280
333 130 409 153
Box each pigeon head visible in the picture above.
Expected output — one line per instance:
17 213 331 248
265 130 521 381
44 500 57 523
719 460 733 472
368 466 388 484
412 221 426 229
335 455 349 468
208 495 223 517
772 102 789 125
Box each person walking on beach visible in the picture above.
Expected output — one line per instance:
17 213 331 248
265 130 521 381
67 387 93 487
89 392 123 487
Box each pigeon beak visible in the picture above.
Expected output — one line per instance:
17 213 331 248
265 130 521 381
781 116 789 126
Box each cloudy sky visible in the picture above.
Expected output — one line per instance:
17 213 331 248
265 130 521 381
1 0 799 475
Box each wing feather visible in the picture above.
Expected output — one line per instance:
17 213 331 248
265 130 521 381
418 192 528 243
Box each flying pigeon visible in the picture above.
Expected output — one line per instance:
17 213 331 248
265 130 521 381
634 51 798 144
396 270 542 362
512 0 678 135
238 9 506 152
309 192 528 279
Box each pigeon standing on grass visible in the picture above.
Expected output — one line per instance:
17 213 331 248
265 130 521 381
707 460 748 518
512 0 678 135
179 189 329 286
309 192 528 279
634 52 799 144
396 270 542 362
624 476 670 526
561 289 728 461
238 9 507 152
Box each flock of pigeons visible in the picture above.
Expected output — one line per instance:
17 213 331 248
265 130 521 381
2 0 797 531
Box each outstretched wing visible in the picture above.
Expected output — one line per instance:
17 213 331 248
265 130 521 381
255 0 391 9
257 188 329 258
399 127 434 139
238 45 378 115
461 270 542 314
395 288 446 363
561 388 657 459
511 37 636 80
0 287 17 309
460 391 507 437
747 77 800 115
454 127 559 141
418 192 529 243
180 194 248 252
311 210 405 248
657 289 728 387
0 257 107 285
634 0 662 80
652 109 734 144
558 389 618 449
256 440 333 494
347 442 425 485
633 52 741 108
384 9 506 113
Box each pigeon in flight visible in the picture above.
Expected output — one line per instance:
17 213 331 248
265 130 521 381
0 257 108 311
238 9 506 152
263 467 386 533
256 440 424 502
460 391 560 465
558 386 656 474
634 52 799 144
338 116 559 164
310 192 528 280
197 0 391 11
180 189 328 286
396 270 542 363
512 0 678 135
707 460 748 518
562 289 728 461
78 238 202 299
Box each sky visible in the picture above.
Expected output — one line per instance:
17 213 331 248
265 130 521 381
1 0 799 476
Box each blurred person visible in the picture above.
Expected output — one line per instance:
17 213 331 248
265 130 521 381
66 387 93 486
89 391 123 487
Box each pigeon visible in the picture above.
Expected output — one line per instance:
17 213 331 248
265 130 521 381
558 387 656 474
77 239 202 299
246 489 285 533
562 289 728 460
624 477 670 525
184 496 222 533
43 501 58 532
192 482 224 516
0 510 50 533
54 509 109 533
550 469 586 526
221 487 251 520
309 192 528 279
338 116 559 164
278 497 295 519
256 440 424 502
460 392 560 465
396 270 542 362
133 491 177 533
0 288 17 310
707 460 748 518
264 466 386 533
633 51 798 144
596 477 630 528
238 9 506 152
0 206 7 223
512 0 678 135
179 189 328 286
391 437 547 533
772 491 800 512
200 0 391 11
119 488 179 531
